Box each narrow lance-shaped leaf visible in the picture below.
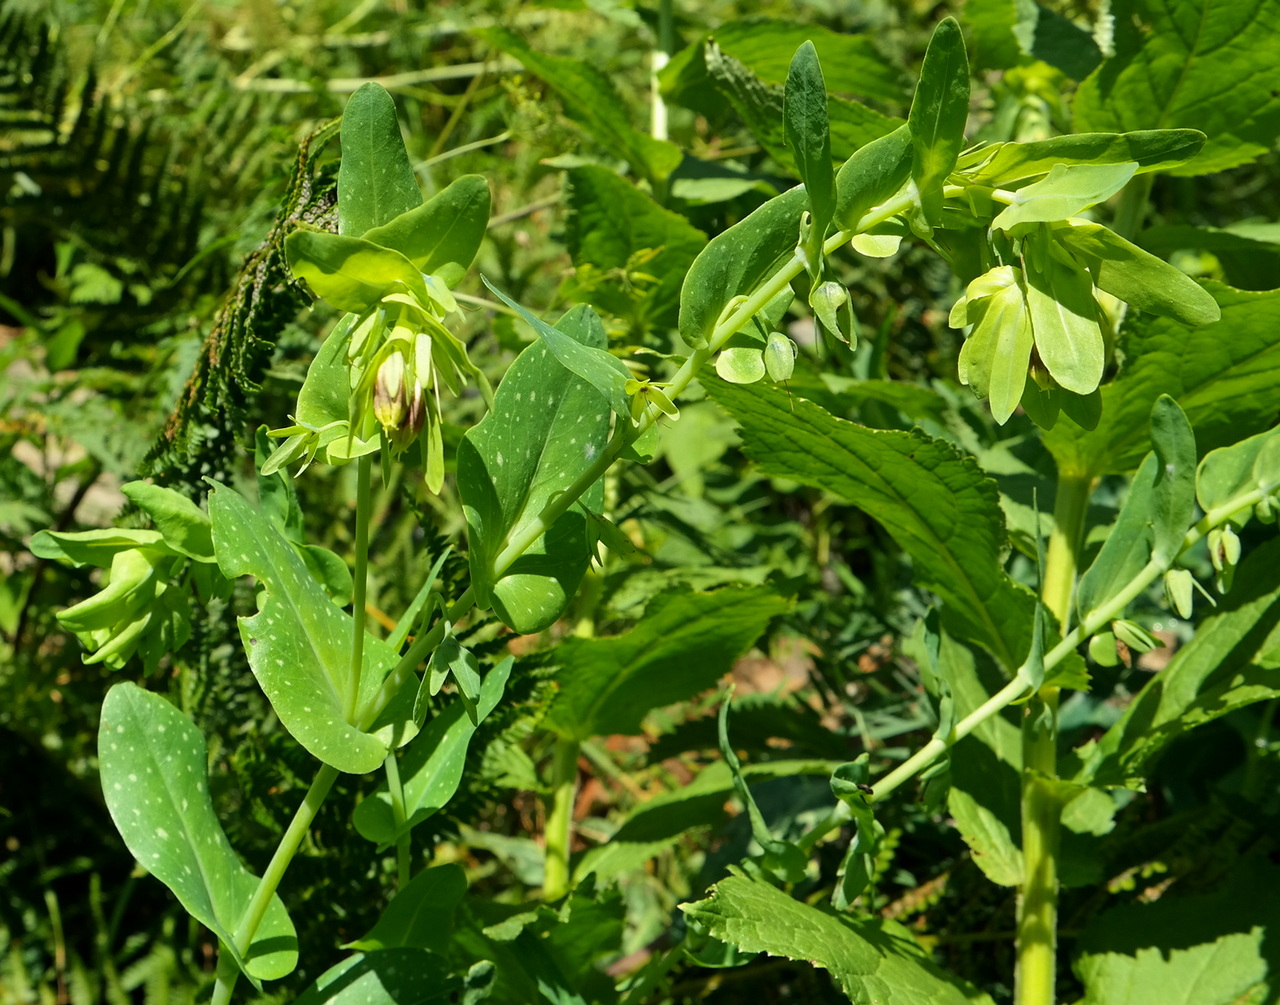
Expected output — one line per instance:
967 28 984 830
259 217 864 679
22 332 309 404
337 83 423 238
907 17 969 226
99 683 297 985
784 41 835 258
962 128 1206 186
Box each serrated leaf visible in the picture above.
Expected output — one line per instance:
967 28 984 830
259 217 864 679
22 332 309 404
546 586 789 741
208 483 398 774
1073 0 1280 176
337 83 423 238
99 683 297 985
478 25 681 185
993 161 1137 231
457 304 611 635
678 185 807 350
908 17 970 226
1055 220 1219 326
360 175 490 287
564 165 706 329
659 17 904 111
705 379 1044 675
1074 858 1279 1004
286 230 430 315
1044 283 1280 480
680 876 994 1003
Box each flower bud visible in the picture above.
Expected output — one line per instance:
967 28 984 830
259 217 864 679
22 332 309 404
373 351 408 433
1088 631 1119 667
764 332 797 382
1163 568 1194 620
810 281 856 347
1112 619 1158 655
1256 495 1276 525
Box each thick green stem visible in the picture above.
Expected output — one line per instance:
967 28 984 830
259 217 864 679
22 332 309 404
210 763 340 1005
543 737 581 900
346 453 373 721
1015 472 1090 1005
649 0 673 141
1112 174 1154 243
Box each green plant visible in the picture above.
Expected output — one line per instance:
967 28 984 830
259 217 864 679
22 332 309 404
25 5 1280 1004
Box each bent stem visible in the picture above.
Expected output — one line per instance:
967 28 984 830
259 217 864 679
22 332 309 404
211 763 340 1005
543 737 581 901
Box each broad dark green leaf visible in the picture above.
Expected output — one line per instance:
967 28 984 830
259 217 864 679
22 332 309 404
294 948 461 1005
833 123 915 231
458 304 609 634
659 17 904 111
908 17 970 226
681 876 994 1003
962 129 1206 186
1054 220 1219 326
564 165 707 329
991 162 1136 231
546 586 789 741
1073 0 1280 175
337 83 422 238
477 26 681 185
360 175 491 288
705 379 1037 674
348 864 467 954
1044 283 1280 479
784 41 835 241
1009 0 1102 80
1074 857 1280 1004
678 186 807 350
286 230 430 314
1077 537 1280 789
209 482 399 774
100 683 297 984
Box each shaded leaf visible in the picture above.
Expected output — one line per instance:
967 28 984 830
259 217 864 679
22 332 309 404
99 683 296 985
361 175 491 288
681 876 994 1003
294 948 461 1005
348 865 467 954
908 17 970 226
962 129 1206 186
546 586 789 741
286 230 430 314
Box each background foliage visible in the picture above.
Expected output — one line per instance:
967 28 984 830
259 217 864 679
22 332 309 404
4 0 1280 1003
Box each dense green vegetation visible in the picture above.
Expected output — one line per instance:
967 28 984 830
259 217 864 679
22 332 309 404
5 1 1280 1003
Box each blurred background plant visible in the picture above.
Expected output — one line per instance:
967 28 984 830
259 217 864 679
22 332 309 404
5 0 1280 1002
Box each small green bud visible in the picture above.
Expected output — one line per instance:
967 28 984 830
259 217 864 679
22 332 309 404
764 332 797 382
809 281 856 347
715 347 766 384
1163 568 1194 620
1088 631 1119 667
1256 495 1276 524
1112 619 1159 655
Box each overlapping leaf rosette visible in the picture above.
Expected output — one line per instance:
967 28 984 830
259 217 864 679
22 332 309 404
264 110 491 492
947 157 1220 428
